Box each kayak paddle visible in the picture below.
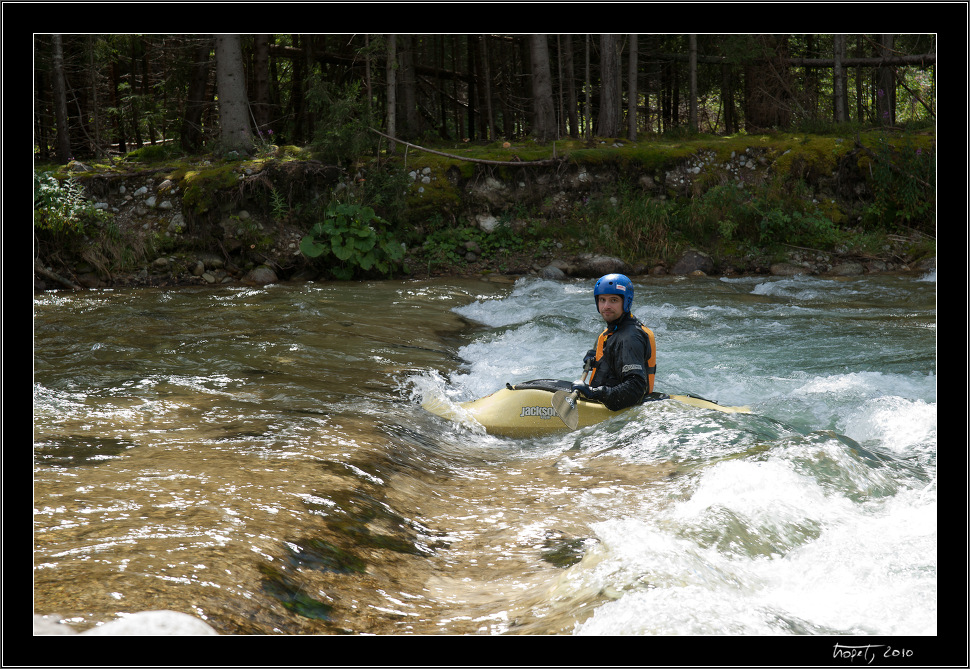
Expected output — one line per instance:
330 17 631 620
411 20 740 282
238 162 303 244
551 361 592 430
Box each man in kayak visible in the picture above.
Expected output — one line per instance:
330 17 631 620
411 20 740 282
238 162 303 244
571 273 657 411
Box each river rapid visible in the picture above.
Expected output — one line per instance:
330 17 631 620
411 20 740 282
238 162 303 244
33 272 938 644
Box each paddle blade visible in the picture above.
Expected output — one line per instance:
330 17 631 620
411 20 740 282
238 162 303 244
551 390 580 430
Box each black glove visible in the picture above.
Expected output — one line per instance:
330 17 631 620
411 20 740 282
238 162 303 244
583 350 596 367
571 382 598 399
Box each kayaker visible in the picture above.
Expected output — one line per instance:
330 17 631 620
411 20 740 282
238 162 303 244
570 273 657 411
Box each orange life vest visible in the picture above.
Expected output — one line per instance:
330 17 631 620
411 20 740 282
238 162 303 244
589 321 656 394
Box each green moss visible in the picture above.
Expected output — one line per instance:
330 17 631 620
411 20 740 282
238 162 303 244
179 163 242 215
125 144 181 162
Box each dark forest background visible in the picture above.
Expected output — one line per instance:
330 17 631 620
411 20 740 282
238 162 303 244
35 34 936 163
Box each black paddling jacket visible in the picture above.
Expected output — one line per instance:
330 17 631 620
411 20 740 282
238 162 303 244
585 313 657 411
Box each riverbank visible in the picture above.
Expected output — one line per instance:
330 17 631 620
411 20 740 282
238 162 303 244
33 235 936 292
33 131 936 292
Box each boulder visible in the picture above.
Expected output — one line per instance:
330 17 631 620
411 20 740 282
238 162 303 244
572 254 631 277
671 249 714 275
243 265 278 285
539 264 566 280
770 262 809 276
829 261 865 276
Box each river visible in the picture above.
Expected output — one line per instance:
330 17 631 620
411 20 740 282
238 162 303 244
33 271 937 643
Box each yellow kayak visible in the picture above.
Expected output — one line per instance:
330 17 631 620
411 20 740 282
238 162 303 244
422 379 751 438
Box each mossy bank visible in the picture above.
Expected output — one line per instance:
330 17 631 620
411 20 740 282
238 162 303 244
33 129 936 291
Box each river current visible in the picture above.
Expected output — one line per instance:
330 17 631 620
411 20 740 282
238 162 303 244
33 272 938 644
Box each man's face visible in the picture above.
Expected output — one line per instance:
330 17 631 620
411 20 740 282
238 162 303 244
597 294 624 323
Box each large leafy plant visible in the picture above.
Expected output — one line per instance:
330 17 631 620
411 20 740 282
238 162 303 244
299 203 403 280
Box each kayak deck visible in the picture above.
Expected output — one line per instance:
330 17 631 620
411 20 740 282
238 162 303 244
422 379 750 438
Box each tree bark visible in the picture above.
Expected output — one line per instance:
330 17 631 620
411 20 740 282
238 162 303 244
627 34 638 141
688 34 698 133
51 35 73 163
833 34 847 123
529 35 556 142
743 35 792 131
482 36 497 140
214 34 253 154
398 35 421 140
877 34 896 125
466 37 477 140
386 34 397 153
584 35 592 139
597 34 621 137
181 38 212 152
252 35 272 137
563 35 579 138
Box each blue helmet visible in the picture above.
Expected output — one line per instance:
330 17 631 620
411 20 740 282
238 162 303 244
594 273 634 313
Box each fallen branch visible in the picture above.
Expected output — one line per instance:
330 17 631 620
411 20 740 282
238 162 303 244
35 259 84 291
369 128 562 167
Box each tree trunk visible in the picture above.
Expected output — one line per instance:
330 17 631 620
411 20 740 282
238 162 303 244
214 34 252 154
252 35 272 138
34 36 51 160
597 34 621 137
129 38 144 149
833 34 847 123
529 35 556 142
386 34 397 153
451 36 462 140
285 35 307 144
110 61 126 153
688 34 698 133
466 36 478 140
584 36 592 139
398 35 421 140
86 36 103 156
743 35 792 131
877 34 895 125
51 34 73 163
181 39 212 152
480 36 495 141
855 36 865 122
627 34 638 141
563 35 579 138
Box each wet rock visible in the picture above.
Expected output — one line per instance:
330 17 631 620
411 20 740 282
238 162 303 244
77 272 104 289
829 261 865 276
539 264 566 280
671 249 714 275
770 262 810 276
243 265 278 285
573 253 631 277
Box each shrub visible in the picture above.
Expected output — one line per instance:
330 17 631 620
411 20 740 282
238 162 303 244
862 136 935 233
34 171 111 236
685 178 841 249
299 203 404 279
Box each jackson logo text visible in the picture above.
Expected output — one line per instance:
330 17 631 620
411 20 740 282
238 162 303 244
520 405 557 419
